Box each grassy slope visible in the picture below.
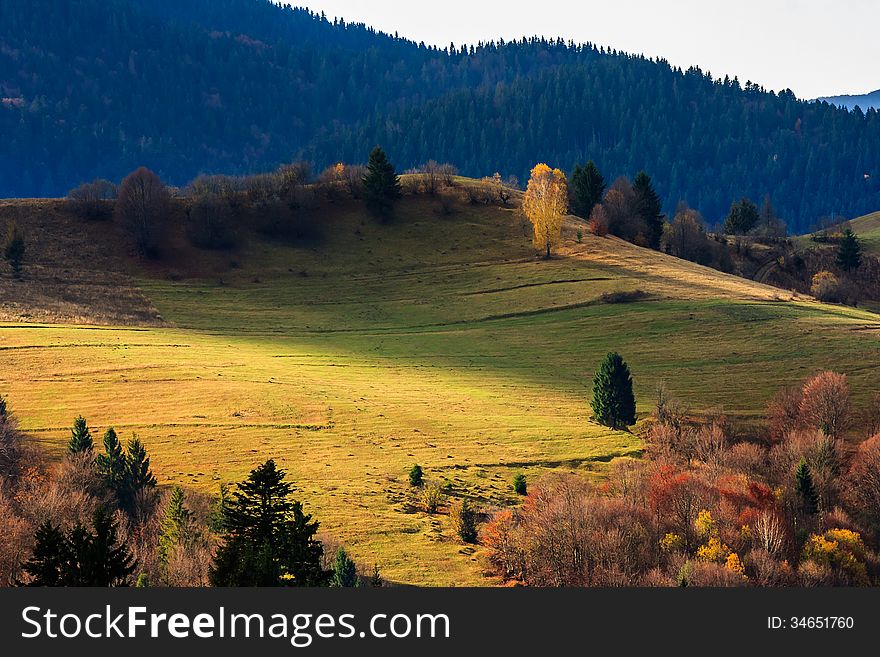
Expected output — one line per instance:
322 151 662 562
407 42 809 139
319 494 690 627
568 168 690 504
2 194 880 585
847 211 880 254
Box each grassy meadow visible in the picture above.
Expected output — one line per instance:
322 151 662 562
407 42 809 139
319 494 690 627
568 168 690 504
2 193 880 584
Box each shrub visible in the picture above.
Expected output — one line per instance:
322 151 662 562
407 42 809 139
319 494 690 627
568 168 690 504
115 167 171 257
419 482 444 514
408 464 423 487
3 221 25 278
588 204 609 236
799 371 850 438
186 195 236 249
67 179 117 220
810 270 841 302
451 499 478 543
512 473 527 495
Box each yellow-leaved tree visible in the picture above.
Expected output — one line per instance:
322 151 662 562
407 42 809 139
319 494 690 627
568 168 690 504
522 163 568 258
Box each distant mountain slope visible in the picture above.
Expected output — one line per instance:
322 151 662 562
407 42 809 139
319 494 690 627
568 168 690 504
818 89 880 111
1 0 879 233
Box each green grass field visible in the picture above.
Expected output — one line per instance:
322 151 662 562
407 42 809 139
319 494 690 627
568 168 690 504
2 194 880 585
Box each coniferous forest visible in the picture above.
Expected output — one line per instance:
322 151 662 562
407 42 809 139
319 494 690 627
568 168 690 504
1 0 879 232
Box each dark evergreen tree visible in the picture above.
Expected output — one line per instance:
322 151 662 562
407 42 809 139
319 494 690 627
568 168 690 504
591 352 637 430
208 482 229 533
455 499 478 543
119 436 157 512
570 160 605 218
67 415 93 455
21 510 134 586
723 198 761 235
95 427 126 497
408 464 423 487
210 459 326 586
21 521 68 586
632 171 664 248
331 547 358 587
795 458 820 515
512 473 527 495
836 228 862 271
362 146 401 220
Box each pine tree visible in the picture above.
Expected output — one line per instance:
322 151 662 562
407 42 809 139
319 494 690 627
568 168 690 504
632 171 664 249
362 146 401 220
454 499 478 543
83 508 136 586
96 427 126 498
591 352 637 430
331 547 358 587
408 464 423 487
21 521 68 586
512 473 527 495
836 228 862 271
795 458 820 515
21 511 134 586
67 415 93 454
158 486 194 567
723 197 760 235
3 221 25 278
208 482 229 533
120 435 157 512
210 459 326 586
570 160 605 218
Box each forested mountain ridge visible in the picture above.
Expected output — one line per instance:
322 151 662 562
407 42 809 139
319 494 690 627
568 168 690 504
1 0 878 232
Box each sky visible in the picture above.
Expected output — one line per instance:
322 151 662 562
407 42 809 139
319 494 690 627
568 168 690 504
294 0 878 100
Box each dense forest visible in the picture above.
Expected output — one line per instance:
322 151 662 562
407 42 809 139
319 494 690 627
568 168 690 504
1 0 879 232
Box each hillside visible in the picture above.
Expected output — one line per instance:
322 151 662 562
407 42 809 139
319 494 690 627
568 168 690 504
1 0 879 231
3 190 880 584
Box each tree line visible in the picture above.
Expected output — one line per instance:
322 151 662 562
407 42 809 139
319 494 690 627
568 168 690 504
1 0 878 233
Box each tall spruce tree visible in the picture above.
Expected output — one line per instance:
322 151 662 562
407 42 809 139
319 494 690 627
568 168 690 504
362 146 401 220
96 427 126 498
632 171 664 249
158 486 194 568
210 459 326 586
22 510 134 586
570 160 605 218
795 458 820 515
67 415 93 454
836 228 862 271
723 197 760 235
591 352 637 430
120 436 157 512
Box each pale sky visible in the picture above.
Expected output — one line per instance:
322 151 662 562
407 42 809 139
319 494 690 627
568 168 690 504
294 0 878 99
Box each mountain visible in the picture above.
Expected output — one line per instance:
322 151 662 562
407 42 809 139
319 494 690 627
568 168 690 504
817 89 880 111
1 0 879 232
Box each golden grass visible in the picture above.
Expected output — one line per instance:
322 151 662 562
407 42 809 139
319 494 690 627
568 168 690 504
2 193 880 585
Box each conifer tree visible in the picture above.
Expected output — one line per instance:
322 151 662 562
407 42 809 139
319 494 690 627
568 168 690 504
723 197 760 235
331 547 359 587
633 171 664 249
119 435 157 512
67 415 93 455
836 228 862 271
570 160 605 218
795 458 820 515
96 427 126 497
454 499 478 543
158 486 194 568
591 352 637 429
22 510 134 586
409 464 423 487
21 521 68 586
210 459 326 586
362 146 401 220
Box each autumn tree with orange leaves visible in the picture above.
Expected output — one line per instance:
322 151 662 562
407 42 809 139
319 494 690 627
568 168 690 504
522 163 568 259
